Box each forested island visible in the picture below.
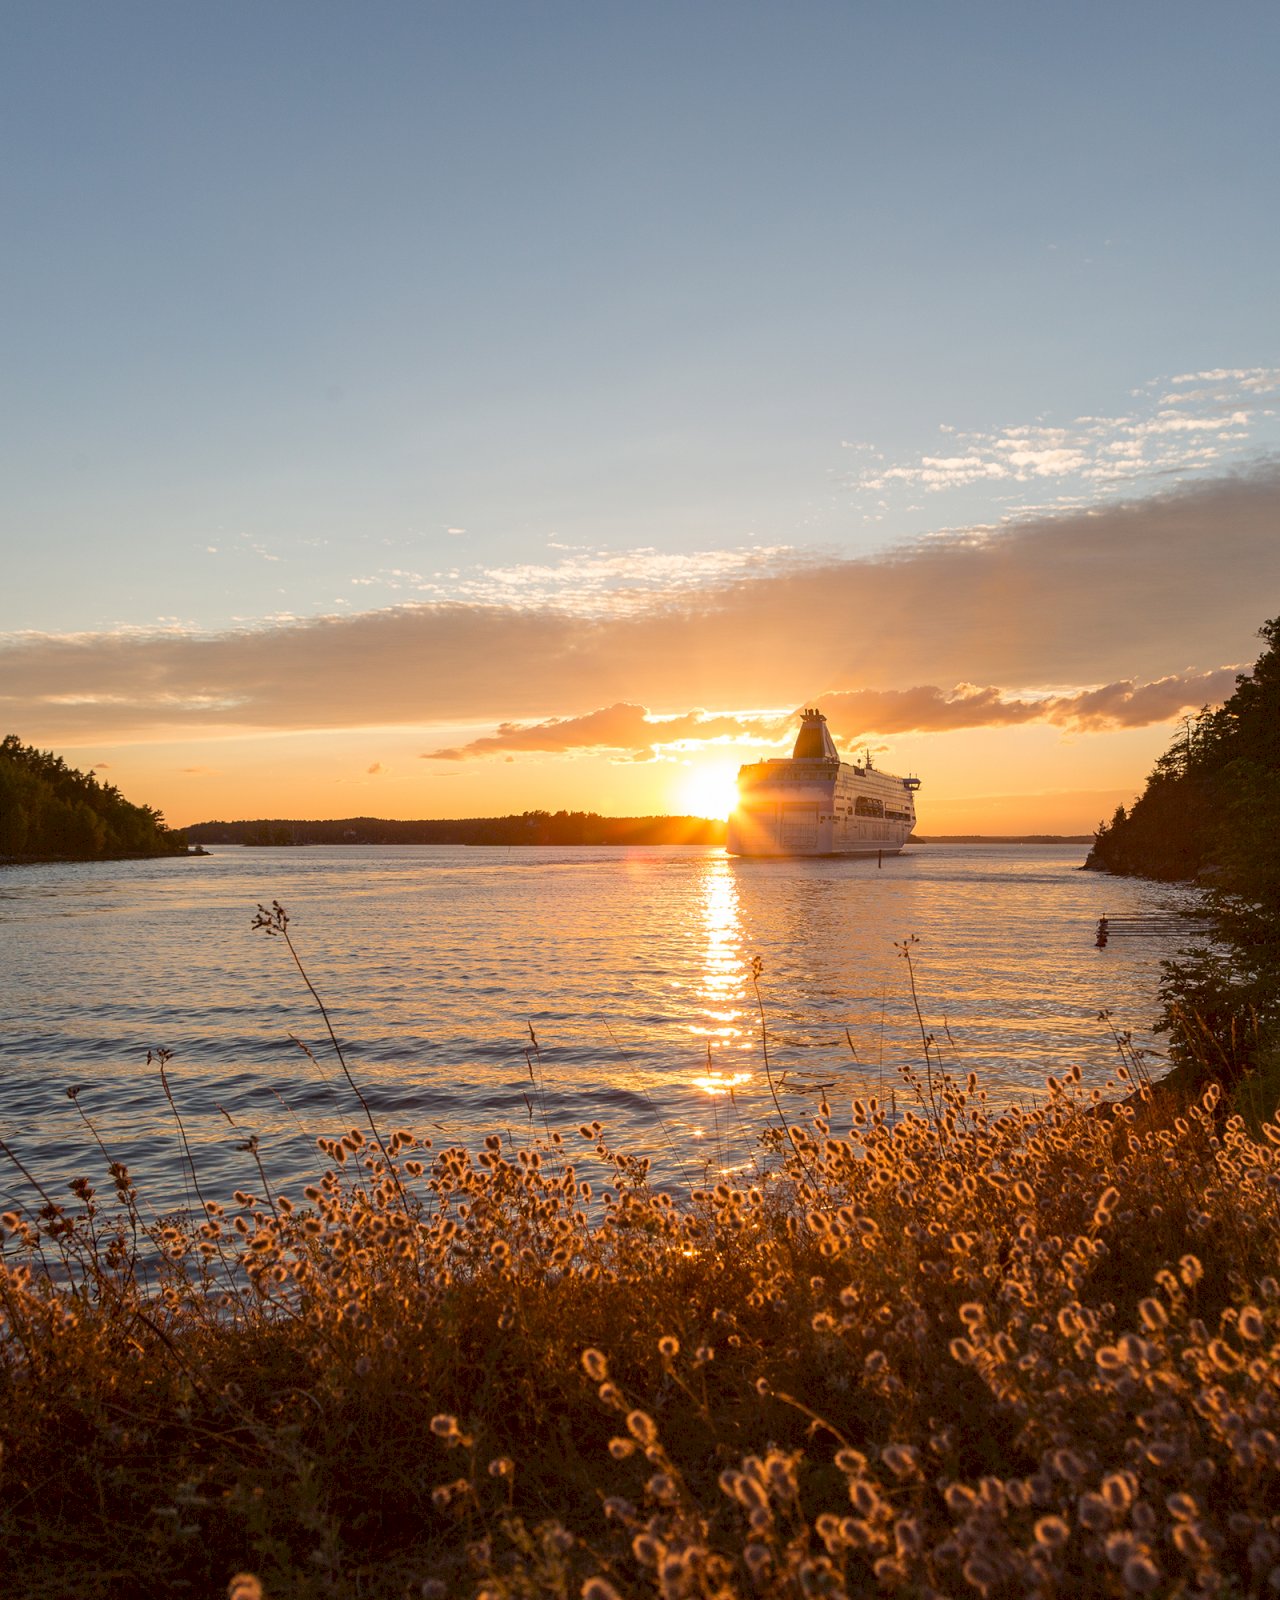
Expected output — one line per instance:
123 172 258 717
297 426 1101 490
1086 614 1280 1089
186 811 727 847
0 735 187 861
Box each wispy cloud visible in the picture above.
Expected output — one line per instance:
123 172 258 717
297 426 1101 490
849 367 1280 506
2 465 1276 744
344 543 802 616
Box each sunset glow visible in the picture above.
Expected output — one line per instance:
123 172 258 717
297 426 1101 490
2 6 1275 836
675 759 743 822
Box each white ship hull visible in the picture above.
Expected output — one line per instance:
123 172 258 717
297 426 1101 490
726 709 919 858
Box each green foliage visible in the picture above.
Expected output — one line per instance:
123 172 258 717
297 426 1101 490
0 734 186 860
1085 618 1280 1088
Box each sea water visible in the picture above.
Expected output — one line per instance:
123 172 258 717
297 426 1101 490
0 844 1195 1211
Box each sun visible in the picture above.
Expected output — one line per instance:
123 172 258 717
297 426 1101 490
675 759 740 821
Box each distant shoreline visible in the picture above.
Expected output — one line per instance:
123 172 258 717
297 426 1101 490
0 848 200 867
181 815 1093 850
911 834 1092 844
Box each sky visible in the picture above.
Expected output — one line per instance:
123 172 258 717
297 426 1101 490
3 1 1278 831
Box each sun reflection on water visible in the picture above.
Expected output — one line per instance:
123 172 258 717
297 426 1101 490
688 858 752 1100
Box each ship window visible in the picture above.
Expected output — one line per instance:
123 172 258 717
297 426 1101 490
854 796 884 818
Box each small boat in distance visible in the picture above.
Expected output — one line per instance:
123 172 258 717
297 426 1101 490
726 708 920 857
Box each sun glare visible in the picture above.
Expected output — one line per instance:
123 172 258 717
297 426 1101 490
677 760 740 821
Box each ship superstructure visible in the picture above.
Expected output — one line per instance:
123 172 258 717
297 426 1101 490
726 708 920 857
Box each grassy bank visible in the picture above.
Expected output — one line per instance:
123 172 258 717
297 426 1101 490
2 920 1278 1598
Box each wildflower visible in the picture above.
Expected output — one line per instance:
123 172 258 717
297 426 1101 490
581 1348 608 1381
626 1409 657 1446
1122 1554 1162 1592
1034 1516 1070 1550
1238 1305 1265 1340
658 1335 679 1358
1093 1186 1120 1225
962 1555 999 1595
743 1543 771 1580
894 1515 922 1557
632 1533 663 1567
608 1438 635 1460
1208 1337 1240 1373
1137 1297 1167 1331
227 1577 263 1600
1101 1473 1134 1512
581 1581 623 1600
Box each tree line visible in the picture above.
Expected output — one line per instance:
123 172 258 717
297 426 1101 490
0 736 187 860
1086 615 1280 1085
185 810 727 848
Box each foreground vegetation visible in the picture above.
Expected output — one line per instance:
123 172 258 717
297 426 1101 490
1087 614 1280 1092
2 914 1278 1599
0 735 187 860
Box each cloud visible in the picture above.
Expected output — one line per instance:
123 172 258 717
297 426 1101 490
425 704 783 761
2 465 1277 744
427 668 1245 763
816 668 1244 738
366 762 382 775
851 368 1280 502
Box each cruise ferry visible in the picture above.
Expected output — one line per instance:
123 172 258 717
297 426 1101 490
726 708 920 857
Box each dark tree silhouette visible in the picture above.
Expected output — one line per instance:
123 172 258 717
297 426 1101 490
0 735 186 860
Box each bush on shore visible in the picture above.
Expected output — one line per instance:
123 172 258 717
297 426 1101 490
3 1038 1279 1596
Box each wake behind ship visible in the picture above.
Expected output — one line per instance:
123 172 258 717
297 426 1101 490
726 708 920 858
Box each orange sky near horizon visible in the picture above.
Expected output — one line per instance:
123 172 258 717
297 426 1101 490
15 467 1277 840
62 715 1178 837
5 12 1279 853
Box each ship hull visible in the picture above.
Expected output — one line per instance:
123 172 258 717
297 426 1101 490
726 756 917 858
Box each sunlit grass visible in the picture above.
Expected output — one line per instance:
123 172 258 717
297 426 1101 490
1 911 1278 1598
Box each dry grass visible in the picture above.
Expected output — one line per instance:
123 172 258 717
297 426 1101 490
2 915 1279 1598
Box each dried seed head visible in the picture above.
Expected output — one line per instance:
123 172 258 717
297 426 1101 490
1122 1555 1162 1593
1138 1297 1167 1331
626 1409 658 1446
581 1580 624 1600
1238 1305 1265 1341
1034 1516 1070 1550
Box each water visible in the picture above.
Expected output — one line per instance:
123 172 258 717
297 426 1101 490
0 844 1196 1211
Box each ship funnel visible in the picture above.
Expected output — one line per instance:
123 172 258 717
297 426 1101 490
792 708 839 761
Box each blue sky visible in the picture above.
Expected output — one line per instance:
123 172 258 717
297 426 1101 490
3 2 1278 824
